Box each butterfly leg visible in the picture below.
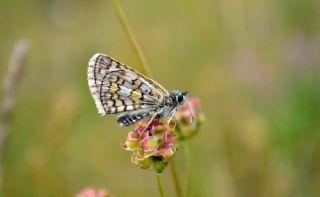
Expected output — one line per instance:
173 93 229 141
140 112 158 135
161 109 177 139
169 116 177 128
167 108 177 125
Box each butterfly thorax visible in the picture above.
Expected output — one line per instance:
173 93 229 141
156 90 188 118
163 90 188 107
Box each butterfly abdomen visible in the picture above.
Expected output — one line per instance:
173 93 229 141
117 111 150 127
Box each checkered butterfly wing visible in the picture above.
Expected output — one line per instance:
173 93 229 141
88 53 169 125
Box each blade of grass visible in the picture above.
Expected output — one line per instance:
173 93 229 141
0 39 29 196
111 0 153 78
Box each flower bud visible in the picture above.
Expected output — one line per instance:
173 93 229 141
175 98 205 141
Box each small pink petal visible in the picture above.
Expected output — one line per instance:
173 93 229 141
76 187 109 197
127 131 138 140
188 97 200 107
165 141 175 147
159 148 174 157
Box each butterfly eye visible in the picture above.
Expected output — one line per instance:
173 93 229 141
177 95 184 103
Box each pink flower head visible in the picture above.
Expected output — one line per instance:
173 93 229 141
123 120 178 173
175 97 205 140
76 187 111 197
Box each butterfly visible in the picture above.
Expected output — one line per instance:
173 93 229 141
87 53 188 127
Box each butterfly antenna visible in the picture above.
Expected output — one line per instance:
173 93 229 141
185 103 195 125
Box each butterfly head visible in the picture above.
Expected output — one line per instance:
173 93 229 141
170 90 188 105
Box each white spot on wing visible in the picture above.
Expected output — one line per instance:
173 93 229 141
110 107 116 113
126 105 134 110
124 100 133 105
123 81 133 89
140 84 151 93
106 100 114 107
118 86 132 97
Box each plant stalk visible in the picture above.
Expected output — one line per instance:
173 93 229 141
156 174 165 197
170 158 183 197
184 142 192 197
111 0 153 77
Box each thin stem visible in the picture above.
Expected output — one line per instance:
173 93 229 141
156 174 165 197
170 158 183 197
184 142 192 197
111 0 153 78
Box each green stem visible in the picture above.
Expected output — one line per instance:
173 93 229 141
170 158 183 197
111 0 153 77
156 174 165 197
184 142 192 197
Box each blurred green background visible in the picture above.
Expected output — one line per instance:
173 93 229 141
1 0 320 196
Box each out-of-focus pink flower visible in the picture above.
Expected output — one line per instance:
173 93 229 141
174 97 205 140
76 187 111 197
123 121 178 173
